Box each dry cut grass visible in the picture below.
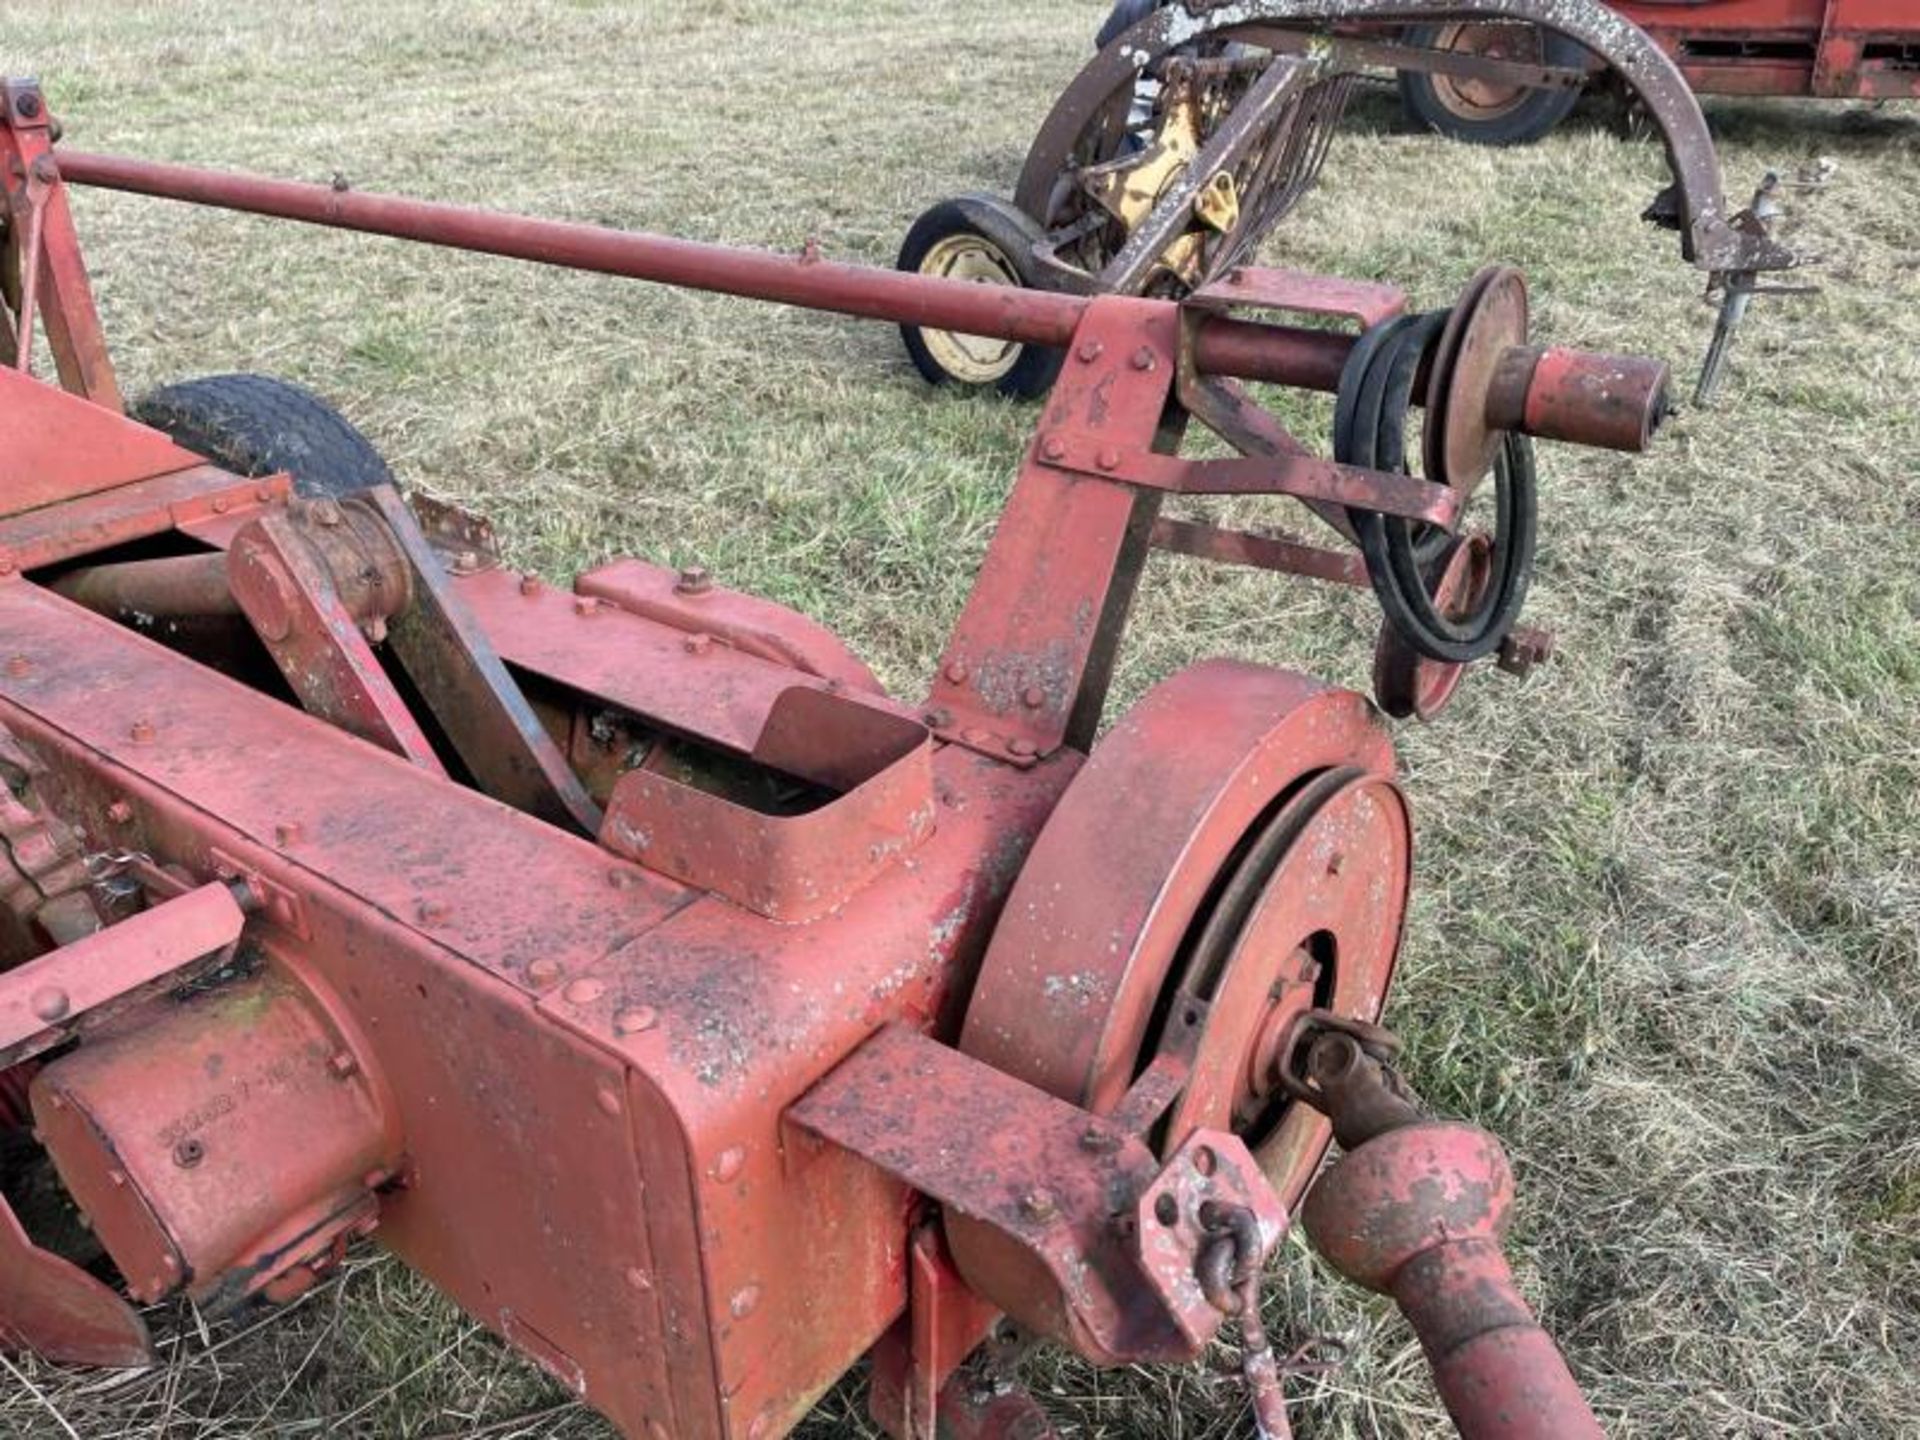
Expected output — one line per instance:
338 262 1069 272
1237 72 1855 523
1 2 1917 1436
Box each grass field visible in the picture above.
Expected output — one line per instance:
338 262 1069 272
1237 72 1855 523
2 2 1917 1436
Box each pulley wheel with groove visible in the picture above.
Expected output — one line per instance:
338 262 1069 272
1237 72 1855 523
1427 264 1529 497
1372 533 1492 721
1151 765 1410 1209
960 661 1407 1208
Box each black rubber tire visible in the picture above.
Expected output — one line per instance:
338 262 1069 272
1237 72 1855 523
897 194 1066 401
1397 23 1586 147
131 373 395 499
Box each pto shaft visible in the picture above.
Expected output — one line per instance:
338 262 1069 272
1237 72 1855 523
1296 1033 1604 1440
54 148 1662 453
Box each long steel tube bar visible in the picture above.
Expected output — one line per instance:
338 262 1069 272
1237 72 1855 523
50 149 1350 386
53 149 1663 448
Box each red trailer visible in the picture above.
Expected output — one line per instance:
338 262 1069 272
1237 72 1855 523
1400 0 1920 143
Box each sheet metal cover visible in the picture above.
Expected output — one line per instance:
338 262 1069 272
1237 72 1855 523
0 369 205 516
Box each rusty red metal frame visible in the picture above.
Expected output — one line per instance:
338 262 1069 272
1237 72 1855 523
1610 0 1920 100
0 74 1659 1440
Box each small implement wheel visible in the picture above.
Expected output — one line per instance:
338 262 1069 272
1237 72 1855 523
897 195 1064 400
131 373 396 499
1398 21 1586 147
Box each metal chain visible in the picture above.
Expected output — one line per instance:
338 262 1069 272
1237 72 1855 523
1199 1202 1347 1440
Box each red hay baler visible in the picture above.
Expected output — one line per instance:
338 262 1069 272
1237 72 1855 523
0 66 1675 1440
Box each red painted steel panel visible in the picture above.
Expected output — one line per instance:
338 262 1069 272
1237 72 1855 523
0 577 1078 1438
0 369 203 515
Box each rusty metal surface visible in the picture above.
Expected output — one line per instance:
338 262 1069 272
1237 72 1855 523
1294 1030 1605 1439
0 71 1665 1439
44 146 1667 458
1488 343 1674 454
1 82 120 408
961 658 1402 1219
601 689 936 921
363 486 602 832
462 565 904 760
793 1024 1279 1367
34 957 398 1309
0 464 286 576
1021 0 1799 278
49 553 240 620
863 1225 1004 1440
1614 0 1920 100
228 503 446 772
1151 516 1371 588
577 559 884 694
0 1194 151 1367
1185 265 1407 330
0 881 244 1068
0 369 200 513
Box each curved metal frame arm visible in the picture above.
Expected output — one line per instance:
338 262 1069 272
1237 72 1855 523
1021 0 1798 278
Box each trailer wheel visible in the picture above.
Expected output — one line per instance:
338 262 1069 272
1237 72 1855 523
131 373 396 499
1397 22 1586 147
897 195 1065 400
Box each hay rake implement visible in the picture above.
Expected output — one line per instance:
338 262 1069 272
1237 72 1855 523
0 67 1672 1439
900 0 1803 406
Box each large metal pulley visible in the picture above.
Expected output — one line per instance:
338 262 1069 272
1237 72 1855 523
959 661 1409 1210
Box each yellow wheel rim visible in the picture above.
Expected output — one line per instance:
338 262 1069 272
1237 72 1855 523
916 233 1024 385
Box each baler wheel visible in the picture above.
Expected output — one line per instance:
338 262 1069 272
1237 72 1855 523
1397 21 1587 147
131 372 396 499
897 194 1065 399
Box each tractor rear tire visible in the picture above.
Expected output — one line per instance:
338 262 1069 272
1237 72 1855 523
1397 22 1587 147
131 373 396 499
897 195 1066 401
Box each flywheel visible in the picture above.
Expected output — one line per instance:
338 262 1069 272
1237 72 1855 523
961 660 1411 1209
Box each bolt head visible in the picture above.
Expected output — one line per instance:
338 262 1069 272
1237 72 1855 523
1008 737 1038 758
328 1050 359 1080
15 93 41 119
1131 348 1158 372
1096 448 1121 471
1021 686 1046 709
1041 435 1068 461
1077 340 1105 363
172 1138 205 1169
1020 1189 1057 1222
563 977 605 1005
29 987 69 1023
106 800 133 825
518 572 542 597
614 1006 659 1036
674 566 713 596
943 661 969 685
527 957 563 986
129 720 156 744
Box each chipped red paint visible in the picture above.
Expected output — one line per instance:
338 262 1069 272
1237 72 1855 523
0 81 1653 1439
